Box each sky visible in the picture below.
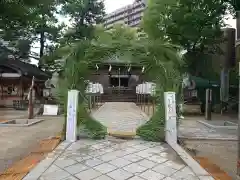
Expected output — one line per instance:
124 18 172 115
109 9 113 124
104 0 135 13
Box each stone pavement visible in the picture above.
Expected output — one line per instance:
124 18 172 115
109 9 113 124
178 117 237 140
24 138 214 180
92 102 149 133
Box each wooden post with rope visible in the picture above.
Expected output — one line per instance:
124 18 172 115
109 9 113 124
28 76 35 119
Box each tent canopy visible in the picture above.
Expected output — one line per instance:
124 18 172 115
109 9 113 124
189 76 220 88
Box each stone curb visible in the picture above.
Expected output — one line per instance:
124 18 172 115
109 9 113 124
0 119 44 127
23 141 72 180
198 120 237 130
178 136 237 141
168 142 214 179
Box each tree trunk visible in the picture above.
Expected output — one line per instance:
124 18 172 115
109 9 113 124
38 13 46 69
38 31 45 69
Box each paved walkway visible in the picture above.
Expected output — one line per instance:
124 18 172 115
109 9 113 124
24 138 212 180
92 102 149 133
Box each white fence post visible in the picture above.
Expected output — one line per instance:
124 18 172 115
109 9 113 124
164 92 177 144
66 90 79 142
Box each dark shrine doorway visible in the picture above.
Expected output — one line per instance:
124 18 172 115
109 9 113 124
109 75 129 88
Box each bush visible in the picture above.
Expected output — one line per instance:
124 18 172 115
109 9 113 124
82 116 107 139
137 95 166 142
77 104 107 140
136 111 165 142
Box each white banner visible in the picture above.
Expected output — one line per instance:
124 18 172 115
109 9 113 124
66 90 79 142
164 92 177 144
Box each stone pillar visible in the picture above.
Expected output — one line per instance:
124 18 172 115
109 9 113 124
66 90 79 142
164 92 177 144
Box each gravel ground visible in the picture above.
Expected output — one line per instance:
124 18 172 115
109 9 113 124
0 115 64 173
183 139 237 179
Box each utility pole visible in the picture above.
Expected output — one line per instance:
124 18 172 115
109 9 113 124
236 10 240 176
238 61 240 176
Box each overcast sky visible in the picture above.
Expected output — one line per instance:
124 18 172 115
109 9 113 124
104 0 135 13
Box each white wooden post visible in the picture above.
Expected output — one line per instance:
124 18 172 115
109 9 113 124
66 90 79 142
164 92 177 144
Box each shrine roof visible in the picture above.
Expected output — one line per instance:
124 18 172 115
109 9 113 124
0 59 51 80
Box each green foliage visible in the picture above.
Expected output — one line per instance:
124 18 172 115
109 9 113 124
0 0 63 66
224 0 240 11
81 116 107 140
143 0 229 78
136 123 165 142
56 24 183 141
137 61 182 142
30 0 64 67
137 99 166 142
42 0 105 70
77 104 107 139
0 0 36 61
0 0 39 29
60 0 105 43
57 39 106 139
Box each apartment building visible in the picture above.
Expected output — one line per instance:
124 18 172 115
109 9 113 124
103 0 147 29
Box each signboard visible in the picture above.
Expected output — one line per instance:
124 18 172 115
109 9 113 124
43 105 58 116
164 92 177 144
66 90 79 142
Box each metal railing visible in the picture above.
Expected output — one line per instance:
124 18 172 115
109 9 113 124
86 93 103 112
136 81 157 116
136 93 156 116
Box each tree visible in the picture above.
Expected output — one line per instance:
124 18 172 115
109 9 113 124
143 0 229 79
224 0 240 11
0 0 63 67
0 0 39 61
40 0 105 70
30 0 64 68
0 0 39 30
61 0 105 43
